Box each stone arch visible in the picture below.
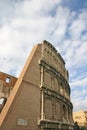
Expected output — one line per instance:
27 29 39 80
63 104 68 122
0 97 7 112
55 101 61 120
45 97 52 119
60 82 64 95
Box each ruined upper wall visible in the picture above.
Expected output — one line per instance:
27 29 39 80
0 41 73 130
41 40 69 81
0 72 17 98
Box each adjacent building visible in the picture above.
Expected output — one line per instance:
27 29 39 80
73 110 87 126
0 40 74 130
0 72 17 112
0 71 17 98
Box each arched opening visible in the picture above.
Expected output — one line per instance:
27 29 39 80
0 97 7 112
63 104 68 122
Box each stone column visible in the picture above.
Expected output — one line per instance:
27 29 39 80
41 90 45 120
40 66 44 87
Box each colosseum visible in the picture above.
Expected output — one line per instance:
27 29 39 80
0 40 74 130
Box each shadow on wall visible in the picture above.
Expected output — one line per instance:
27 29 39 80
81 126 87 130
74 122 87 130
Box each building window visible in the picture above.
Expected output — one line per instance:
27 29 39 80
86 117 87 121
51 77 55 90
60 83 64 95
6 77 10 83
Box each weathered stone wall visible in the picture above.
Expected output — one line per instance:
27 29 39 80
0 41 74 130
0 72 17 98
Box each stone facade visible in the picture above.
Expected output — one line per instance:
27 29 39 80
0 72 17 112
73 110 87 126
0 41 74 130
0 72 17 98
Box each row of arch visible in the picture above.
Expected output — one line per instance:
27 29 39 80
43 70 70 100
44 96 73 123
42 44 68 81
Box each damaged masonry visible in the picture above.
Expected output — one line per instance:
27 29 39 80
0 41 74 130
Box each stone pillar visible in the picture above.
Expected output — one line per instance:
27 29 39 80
41 66 44 87
41 90 45 120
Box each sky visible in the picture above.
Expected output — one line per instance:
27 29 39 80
0 0 87 112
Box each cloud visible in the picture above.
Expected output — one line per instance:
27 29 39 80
0 0 87 112
70 77 87 88
72 97 87 112
69 18 87 39
0 0 71 77
71 87 87 112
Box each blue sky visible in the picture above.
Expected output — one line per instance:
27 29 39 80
0 0 87 112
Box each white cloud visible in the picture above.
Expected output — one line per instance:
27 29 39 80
72 97 87 112
72 91 87 112
70 77 87 88
0 0 87 112
69 19 86 39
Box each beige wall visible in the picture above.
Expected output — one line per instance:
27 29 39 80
0 44 41 130
0 82 40 130
73 110 87 126
0 72 17 99
0 41 74 130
